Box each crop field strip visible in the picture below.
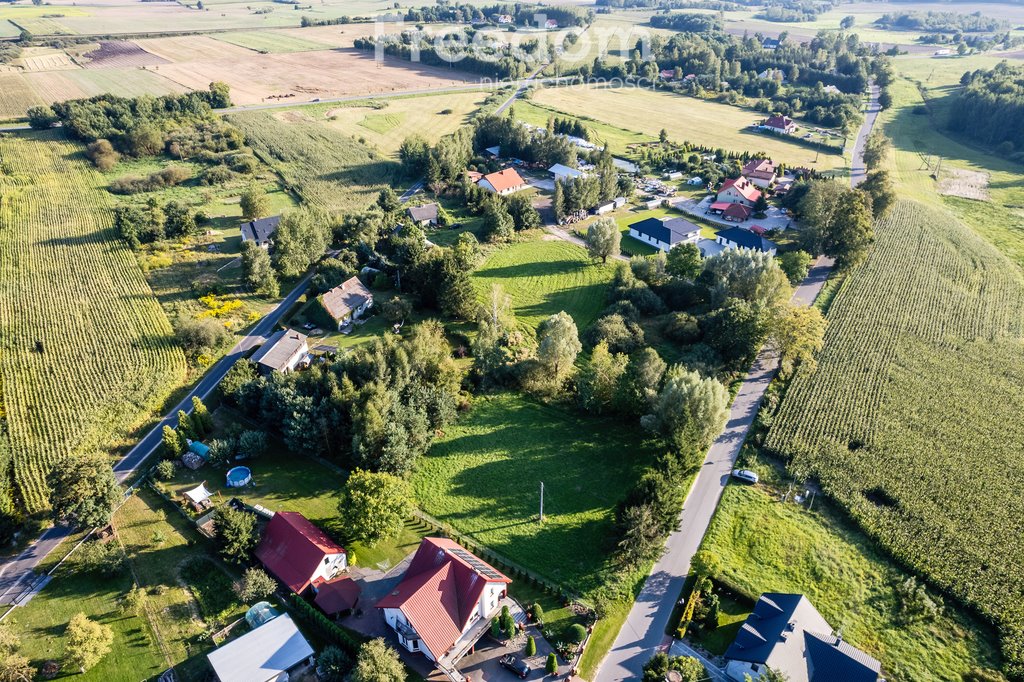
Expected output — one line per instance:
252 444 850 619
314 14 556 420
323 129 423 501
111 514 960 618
765 200 1024 661
0 134 186 511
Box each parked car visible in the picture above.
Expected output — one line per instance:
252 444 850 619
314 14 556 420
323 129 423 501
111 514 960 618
499 655 531 678
731 469 759 484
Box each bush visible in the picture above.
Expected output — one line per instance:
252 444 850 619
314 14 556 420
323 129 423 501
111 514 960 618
175 317 230 356
662 312 701 344
238 430 267 458
317 645 352 682
86 139 120 171
525 635 536 656
154 460 176 481
568 623 588 643
236 567 277 602
202 164 234 185
530 602 545 625
545 652 558 674
109 166 191 195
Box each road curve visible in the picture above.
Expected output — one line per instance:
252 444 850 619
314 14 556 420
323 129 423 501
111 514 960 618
593 81 880 682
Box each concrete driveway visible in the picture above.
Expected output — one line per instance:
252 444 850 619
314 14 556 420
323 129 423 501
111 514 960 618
458 626 569 682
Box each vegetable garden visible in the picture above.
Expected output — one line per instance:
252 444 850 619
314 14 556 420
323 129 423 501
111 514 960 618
765 200 1024 674
0 133 185 512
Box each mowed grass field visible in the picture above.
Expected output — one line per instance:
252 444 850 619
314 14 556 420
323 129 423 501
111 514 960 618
472 238 615 332
213 29 331 53
765 200 1024 672
0 134 186 511
701 485 1002 680
414 393 661 595
531 85 847 173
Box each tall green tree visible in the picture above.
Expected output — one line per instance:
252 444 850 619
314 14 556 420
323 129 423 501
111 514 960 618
398 135 431 177
214 506 258 564
339 469 414 544
273 207 332 277
162 425 183 458
482 199 515 243
769 303 827 373
65 613 113 673
616 347 667 416
350 639 406 682
578 341 628 414
191 396 213 435
584 217 621 263
642 365 730 456
241 241 280 297
240 185 269 221
862 130 891 169
666 243 702 280
778 250 813 285
536 311 582 381
48 455 121 530
376 188 401 214
507 193 541 231
859 170 897 219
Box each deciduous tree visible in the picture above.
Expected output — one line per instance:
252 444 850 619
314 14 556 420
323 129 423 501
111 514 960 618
237 567 278 602
350 638 405 682
536 311 582 381
240 186 270 221
578 341 628 414
666 242 702 280
273 207 332 278
584 217 621 263
48 454 121 530
65 613 113 673
768 304 827 373
642 366 729 456
778 250 813 285
241 241 280 297
339 469 414 545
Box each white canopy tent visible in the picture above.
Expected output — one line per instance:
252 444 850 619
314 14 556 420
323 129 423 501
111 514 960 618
183 482 214 510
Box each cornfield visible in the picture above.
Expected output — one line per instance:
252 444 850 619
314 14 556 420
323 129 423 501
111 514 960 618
0 134 186 512
765 200 1024 671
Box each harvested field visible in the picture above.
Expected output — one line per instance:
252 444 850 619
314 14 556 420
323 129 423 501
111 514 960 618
213 30 328 53
134 35 253 63
8 16 74 35
16 48 79 72
21 68 183 113
80 40 169 69
938 168 991 201
147 49 477 106
0 72 44 119
276 22 393 47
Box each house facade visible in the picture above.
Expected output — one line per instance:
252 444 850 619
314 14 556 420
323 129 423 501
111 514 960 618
716 177 762 207
250 330 309 375
407 203 439 227
725 593 881 682
478 168 529 195
320 276 374 329
240 216 281 249
377 538 512 666
254 511 347 594
628 217 701 252
762 114 797 134
741 158 777 188
716 226 777 254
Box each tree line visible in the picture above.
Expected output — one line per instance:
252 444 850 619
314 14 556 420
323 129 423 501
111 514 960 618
949 61 1024 158
875 10 1009 33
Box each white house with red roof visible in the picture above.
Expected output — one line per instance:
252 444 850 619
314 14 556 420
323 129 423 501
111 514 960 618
762 114 797 134
741 158 777 188
477 168 529 195
716 177 762 207
254 511 347 595
377 538 512 668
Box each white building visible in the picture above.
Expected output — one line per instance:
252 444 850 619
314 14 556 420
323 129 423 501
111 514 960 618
549 163 586 183
207 614 313 682
628 216 701 252
250 330 309 375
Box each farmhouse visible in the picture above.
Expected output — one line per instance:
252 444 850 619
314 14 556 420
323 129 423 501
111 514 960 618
377 537 512 669
629 216 701 252
478 168 528 195
239 215 281 249
250 330 309 375
549 163 586 183
724 593 881 682
407 203 440 227
255 511 348 594
741 158 777 188
762 37 780 50
716 226 777 254
762 114 797 135
320 276 374 329
716 177 762 207
207 613 313 682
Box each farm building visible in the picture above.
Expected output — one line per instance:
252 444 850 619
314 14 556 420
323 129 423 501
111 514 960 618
724 593 881 682
549 163 586 183
477 168 529 195
762 114 797 135
313 575 361 617
377 537 513 670
716 177 761 207
320 277 373 329
239 216 281 249
250 330 309 375
594 197 627 215
628 217 701 252
716 226 777 254
407 203 440 226
254 511 348 595
741 158 777 188
207 613 313 682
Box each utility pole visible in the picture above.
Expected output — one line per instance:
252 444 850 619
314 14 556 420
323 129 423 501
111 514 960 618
539 481 544 523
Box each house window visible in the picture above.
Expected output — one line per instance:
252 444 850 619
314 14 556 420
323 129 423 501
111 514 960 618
410 640 418 651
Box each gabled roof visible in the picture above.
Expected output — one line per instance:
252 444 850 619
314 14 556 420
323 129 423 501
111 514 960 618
481 168 527 193
320 276 373 322
723 203 753 220
718 226 775 251
719 177 761 203
629 217 701 246
376 537 511 660
804 631 882 682
240 216 281 243
255 512 345 594
764 114 795 129
549 163 584 179
314 576 362 616
207 613 313 682
742 158 776 179
250 330 308 373
407 203 439 223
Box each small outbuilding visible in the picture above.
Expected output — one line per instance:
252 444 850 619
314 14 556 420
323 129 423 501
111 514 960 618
182 482 215 512
313 575 362 617
207 613 313 682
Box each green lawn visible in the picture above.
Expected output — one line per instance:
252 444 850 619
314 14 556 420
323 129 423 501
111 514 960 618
471 238 615 332
213 30 330 53
700 484 1002 681
413 392 661 596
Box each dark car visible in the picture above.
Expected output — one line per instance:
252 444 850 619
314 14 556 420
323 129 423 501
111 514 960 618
498 654 531 678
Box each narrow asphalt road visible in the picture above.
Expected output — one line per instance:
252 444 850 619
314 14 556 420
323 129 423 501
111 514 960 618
593 82 880 682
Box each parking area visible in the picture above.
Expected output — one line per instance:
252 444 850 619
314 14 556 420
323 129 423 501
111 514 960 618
458 626 570 682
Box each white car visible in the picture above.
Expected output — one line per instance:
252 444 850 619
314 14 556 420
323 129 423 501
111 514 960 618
731 469 759 484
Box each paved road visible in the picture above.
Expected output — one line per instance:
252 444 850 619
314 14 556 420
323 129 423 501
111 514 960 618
850 80 881 188
0 269 313 605
593 83 880 682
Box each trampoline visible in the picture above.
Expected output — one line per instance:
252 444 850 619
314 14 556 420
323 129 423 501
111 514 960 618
226 466 252 488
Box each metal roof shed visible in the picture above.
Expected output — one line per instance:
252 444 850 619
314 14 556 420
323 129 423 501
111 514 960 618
207 613 313 682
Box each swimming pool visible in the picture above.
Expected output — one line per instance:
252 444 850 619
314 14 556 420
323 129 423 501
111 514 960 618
226 466 252 488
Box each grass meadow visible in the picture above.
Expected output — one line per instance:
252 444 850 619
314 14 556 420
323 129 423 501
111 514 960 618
471 238 615 332
701 484 1002 680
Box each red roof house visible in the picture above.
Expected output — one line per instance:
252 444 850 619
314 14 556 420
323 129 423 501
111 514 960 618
716 177 762 207
477 168 528 195
741 158 777 187
723 203 753 222
376 538 512 665
763 114 796 134
255 512 348 594
313 575 361 616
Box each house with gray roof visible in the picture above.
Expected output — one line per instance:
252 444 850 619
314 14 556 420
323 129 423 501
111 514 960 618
724 593 881 682
716 226 777 254
407 203 440 226
319 276 374 330
240 216 281 249
250 330 309 375
207 613 313 682
628 216 702 252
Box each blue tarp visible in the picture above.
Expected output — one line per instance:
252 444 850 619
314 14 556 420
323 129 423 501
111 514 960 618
189 441 211 459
